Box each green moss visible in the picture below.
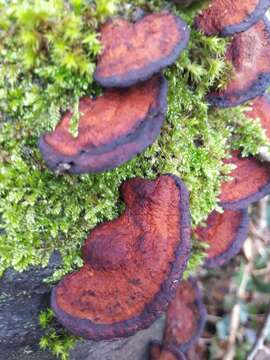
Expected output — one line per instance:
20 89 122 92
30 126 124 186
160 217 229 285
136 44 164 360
39 309 77 360
1 0 268 279
1 0 269 358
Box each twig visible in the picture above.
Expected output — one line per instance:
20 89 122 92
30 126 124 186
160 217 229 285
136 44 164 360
247 302 270 360
223 200 268 360
249 223 266 242
207 314 222 323
224 261 253 360
252 267 270 276
256 198 268 231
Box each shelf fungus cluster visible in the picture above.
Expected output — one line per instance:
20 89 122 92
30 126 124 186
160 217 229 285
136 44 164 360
196 0 270 37
189 1 270 274
39 12 190 174
48 2 270 354
193 149 270 269
52 175 191 340
196 1 270 108
149 278 206 360
207 18 270 107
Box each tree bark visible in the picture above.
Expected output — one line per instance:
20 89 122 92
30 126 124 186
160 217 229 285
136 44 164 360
70 317 165 360
0 251 165 360
0 252 61 359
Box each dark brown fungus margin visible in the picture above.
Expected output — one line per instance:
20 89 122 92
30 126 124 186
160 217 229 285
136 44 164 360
219 151 270 210
39 75 167 174
207 18 270 108
94 12 190 88
246 94 270 140
51 175 191 340
194 209 249 268
195 0 270 36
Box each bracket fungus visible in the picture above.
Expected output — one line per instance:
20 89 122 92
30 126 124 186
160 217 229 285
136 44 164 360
51 175 191 340
219 151 270 210
94 12 190 88
150 278 206 359
163 278 206 353
207 18 270 108
39 75 167 174
150 341 186 360
195 0 270 36
246 94 270 140
194 209 249 268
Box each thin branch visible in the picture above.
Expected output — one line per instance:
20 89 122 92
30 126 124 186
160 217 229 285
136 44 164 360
252 267 270 276
247 303 270 360
223 261 253 360
222 200 268 360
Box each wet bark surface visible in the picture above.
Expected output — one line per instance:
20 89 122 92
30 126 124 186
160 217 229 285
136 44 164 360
0 252 61 358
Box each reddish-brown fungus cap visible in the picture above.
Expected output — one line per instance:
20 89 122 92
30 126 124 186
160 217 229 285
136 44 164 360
39 75 167 174
51 175 190 340
196 0 270 36
207 18 270 108
150 341 163 360
150 342 164 360
246 95 270 140
163 278 206 353
219 151 270 209
194 209 249 268
94 12 190 88
149 341 186 360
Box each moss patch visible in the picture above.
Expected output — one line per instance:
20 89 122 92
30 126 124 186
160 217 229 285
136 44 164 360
0 0 269 280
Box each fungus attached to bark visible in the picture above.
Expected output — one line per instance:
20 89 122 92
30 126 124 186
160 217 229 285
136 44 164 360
39 75 167 174
163 278 206 354
150 341 186 360
150 279 206 359
246 95 270 140
196 0 270 36
194 209 249 268
219 151 270 209
51 175 190 340
94 13 190 88
207 18 270 108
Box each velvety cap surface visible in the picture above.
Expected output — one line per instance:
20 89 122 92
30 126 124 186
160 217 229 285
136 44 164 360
52 175 191 340
39 75 167 173
94 12 190 88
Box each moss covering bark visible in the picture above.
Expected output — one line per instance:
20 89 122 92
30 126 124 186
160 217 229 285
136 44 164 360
0 0 269 280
